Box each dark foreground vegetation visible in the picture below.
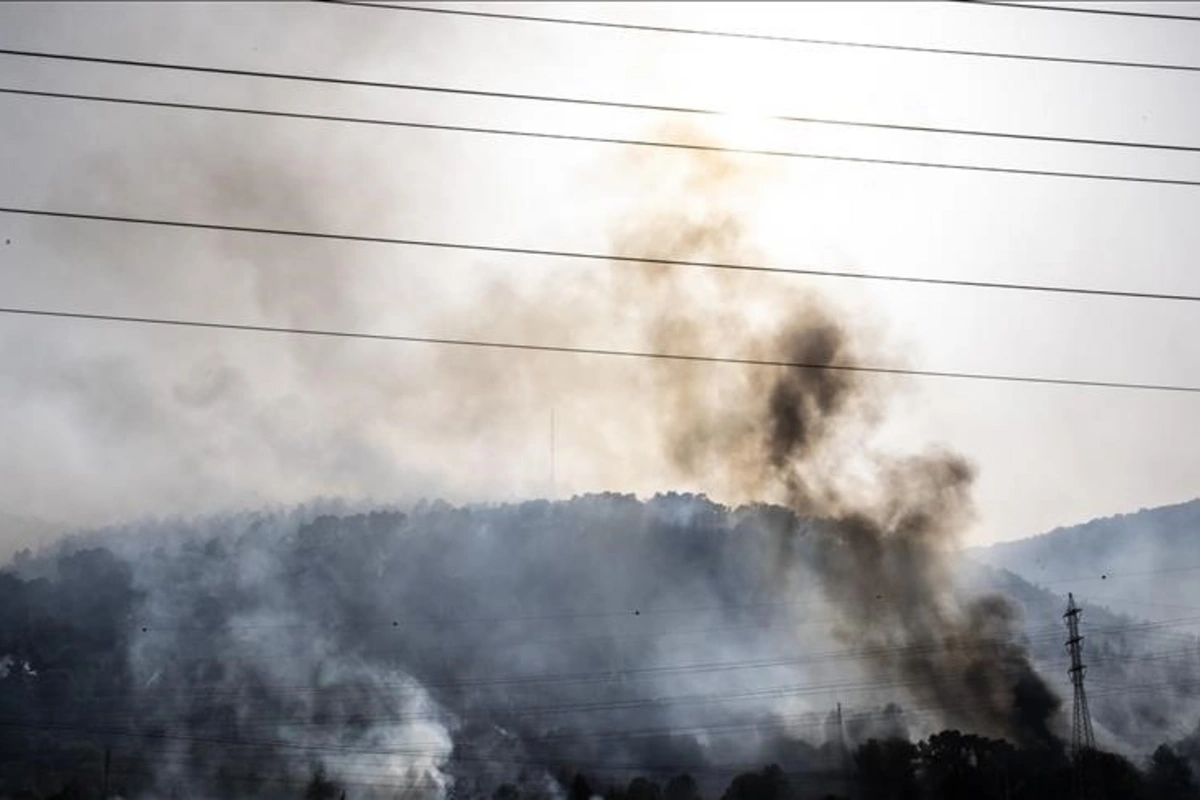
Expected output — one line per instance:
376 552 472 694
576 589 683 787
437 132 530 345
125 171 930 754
1 731 1197 799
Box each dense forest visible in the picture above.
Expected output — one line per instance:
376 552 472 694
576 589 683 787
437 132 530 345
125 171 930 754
972 499 1200 632
2 496 1199 799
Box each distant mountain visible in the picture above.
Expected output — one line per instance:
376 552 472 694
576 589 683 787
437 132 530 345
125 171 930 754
964 498 1200 757
958 558 1200 755
969 498 1200 628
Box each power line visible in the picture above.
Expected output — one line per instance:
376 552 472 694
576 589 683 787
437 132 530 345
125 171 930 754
29 665 1195 784
34 659 1078 728
46 615 1200 705
6 636 1191 761
1028 563 1200 586
1076 595 1200 613
323 1 1200 74
32 668 1194 743
69 678 1189 752
2 301 1199 395
0 48 1177 157
93 676 1171 753
0 58 1176 160
6 46 1200 162
118 560 1200 635
69 664 1060 714
0 696 968 748
55 675 1198 744
75 634 1078 700
961 1 1200 22
0 717 847 781
8 85 1200 190
3 205 1200 305
7 671 1190 767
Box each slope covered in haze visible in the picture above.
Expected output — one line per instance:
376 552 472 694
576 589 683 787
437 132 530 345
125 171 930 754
959 560 1200 757
967 500 1200 766
2 495 1199 799
970 499 1200 628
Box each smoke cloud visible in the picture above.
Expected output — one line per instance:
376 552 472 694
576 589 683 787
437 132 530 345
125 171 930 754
2 90 1069 794
570 145 1063 748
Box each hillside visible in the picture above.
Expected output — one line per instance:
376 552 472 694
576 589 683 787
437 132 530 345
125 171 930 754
970 498 1200 628
958 559 1200 756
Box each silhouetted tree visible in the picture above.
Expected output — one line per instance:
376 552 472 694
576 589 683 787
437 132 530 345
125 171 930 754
918 730 1019 800
626 776 662 800
1006 741 1069 800
44 779 86 800
570 773 594 800
855 738 918 800
493 784 521 800
1148 744 1197 800
663 774 701 800
920 731 970 798
304 766 340 800
1089 748 1149 800
721 764 789 800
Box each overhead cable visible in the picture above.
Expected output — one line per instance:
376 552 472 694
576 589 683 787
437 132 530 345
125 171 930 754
323 1 1200 74
6 86 1200 189
1 302 1198 395
960 1 1200 22
3 206 1200 304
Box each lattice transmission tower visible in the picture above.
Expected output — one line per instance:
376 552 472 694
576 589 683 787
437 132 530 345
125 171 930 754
1064 592 1096 756
1065 592 1103 800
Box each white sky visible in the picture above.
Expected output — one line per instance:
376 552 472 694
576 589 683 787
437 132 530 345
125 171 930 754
1 1 1198 550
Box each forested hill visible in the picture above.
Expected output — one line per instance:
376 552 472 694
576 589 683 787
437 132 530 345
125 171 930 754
970 498 1200 626
3 494 1199 799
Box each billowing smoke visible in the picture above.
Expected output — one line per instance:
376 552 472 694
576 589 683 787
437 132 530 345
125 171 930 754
3 115 1066 797
584 146 1064 748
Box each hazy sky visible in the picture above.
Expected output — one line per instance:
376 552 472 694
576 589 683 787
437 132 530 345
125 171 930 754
1 1 1199 552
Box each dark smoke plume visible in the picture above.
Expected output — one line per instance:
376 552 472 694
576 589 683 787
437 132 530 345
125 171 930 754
1 122 1071 799
586 145 1064 747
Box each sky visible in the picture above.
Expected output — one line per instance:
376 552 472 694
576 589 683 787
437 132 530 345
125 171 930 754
1 1 1199 553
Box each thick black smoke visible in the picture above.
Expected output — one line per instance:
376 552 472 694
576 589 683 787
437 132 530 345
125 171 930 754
587 147 1064 748
3 115 1070 797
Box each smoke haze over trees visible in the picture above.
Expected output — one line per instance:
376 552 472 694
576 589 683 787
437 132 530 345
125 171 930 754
2 6 1200 797
972 499 1200 632
3 116 1199 800
2 496 1198 798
